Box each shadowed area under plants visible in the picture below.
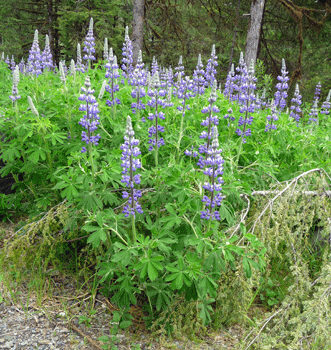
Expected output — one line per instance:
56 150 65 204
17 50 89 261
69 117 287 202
241 168 331 349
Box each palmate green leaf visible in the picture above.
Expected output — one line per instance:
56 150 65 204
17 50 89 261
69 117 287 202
242 256 252 278
44 131 67 146
79 192 103 211
61 183 79 200
1 147 21 162
28 147 47 163
87 228 108 249
198 275 218 298
198 298 215 325
156 289 172 311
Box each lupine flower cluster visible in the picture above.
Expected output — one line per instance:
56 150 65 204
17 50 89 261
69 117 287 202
290 84 302 126
174 56 184 85
266 58 289 131
308 99 319 124
308 82 322 124
105 48 121 106
10 56 16 71
201 126 224 221
205 44 218 88
27 30 42 76
151 56 159 76
121 26 133 84
9 66 21 102
41 35 53 71
144 72 166 151
78 76 101 153
131 50 147 114
313 81 321 103
235 59 257 143
223 63 236 102
83 18 96 67
193 54 206 96
120 116 143 217
321 90 331 116
76 43 85 73
176 76 195 116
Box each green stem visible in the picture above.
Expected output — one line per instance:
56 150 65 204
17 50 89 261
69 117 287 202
89 142 95 182
236 138 243 167
131 215 136 243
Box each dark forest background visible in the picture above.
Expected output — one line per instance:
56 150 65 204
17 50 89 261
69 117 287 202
0 0 330 101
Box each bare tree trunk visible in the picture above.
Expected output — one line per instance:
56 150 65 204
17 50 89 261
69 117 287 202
132 0 145 66
245 0 266 66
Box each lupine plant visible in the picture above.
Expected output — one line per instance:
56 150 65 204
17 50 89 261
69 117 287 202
235 60 257 146
78 76 101 160
76 43 85 73
130 50 147 115
143 71 166 165
290 83 302 126
105 49 121 109
9 66 21 106
27 30 42 76
2 19 331 335
83 18 96 70
205 44 218 88
320 89 331 117
120 116 143 241
41 35 53 71
121 26 133 84
265 58 289 131
200 126 224 223
192 54 206 96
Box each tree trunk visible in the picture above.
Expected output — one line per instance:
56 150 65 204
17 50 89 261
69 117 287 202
132 0 145 66
245 0 266 66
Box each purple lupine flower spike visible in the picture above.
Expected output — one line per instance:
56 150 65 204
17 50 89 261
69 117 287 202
27 30 42 76
223 63 236 102
144 71 166 151
151 56 159 76
121 116 143 217
200 126 224 221
131 50 147 114
176 75 195 116
105 49 121 106
321 89 331 116
42 35 53 71
83 18 96 68
121 26 133 84
174 56 184 85
290 84 302 127
9 66 21 102
5 55 10 68
76 43 85 73
193 54 206 96
195 80 219 165
235 59 257 143
314 82 322 103
266 58 289 131
205 44 218 88
78 76 101 153
308 99 319 124
10 56 16 71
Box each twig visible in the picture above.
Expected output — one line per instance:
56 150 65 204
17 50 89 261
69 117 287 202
68 321 103 350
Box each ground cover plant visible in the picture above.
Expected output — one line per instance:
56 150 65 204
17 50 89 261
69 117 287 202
1 19 331 349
